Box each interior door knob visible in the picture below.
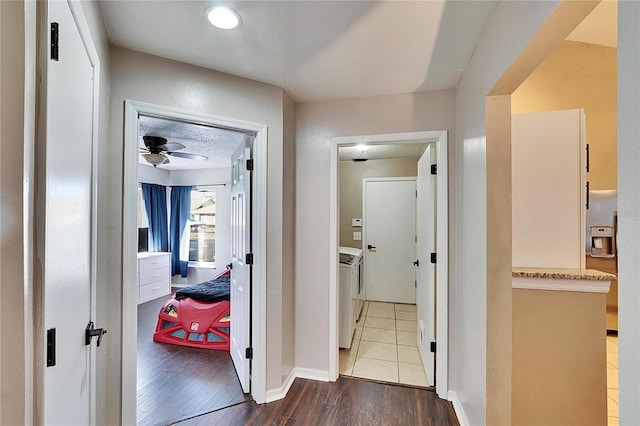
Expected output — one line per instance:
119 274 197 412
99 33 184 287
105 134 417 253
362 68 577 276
367 244 376 250
413 259 420 267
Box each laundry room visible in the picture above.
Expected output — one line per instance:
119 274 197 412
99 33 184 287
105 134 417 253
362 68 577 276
337 142 431 386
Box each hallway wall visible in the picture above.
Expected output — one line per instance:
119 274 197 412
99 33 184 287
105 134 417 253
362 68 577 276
295 90 454 377
106 46 294 418
451 1 560 424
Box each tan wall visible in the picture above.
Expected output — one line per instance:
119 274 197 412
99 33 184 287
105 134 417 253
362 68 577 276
0 1 27 424
339 158 418 249
512 41 617 190
512 288 607 426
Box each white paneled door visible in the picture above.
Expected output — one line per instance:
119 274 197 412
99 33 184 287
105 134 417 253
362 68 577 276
416 145 436 386
230 137 252 393
43 1 98 424
364 178 417 304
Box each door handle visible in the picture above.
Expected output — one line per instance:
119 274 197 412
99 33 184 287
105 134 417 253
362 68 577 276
413 259 419 267
85 321 107 347
367 244 376 250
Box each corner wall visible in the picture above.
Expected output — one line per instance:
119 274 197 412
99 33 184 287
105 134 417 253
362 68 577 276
452 2 559 424
294 90 454 376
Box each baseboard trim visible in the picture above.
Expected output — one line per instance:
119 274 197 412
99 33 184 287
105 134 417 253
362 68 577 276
264 368 330 403
265 368 297 403
448 391 470 426
294 367 330 382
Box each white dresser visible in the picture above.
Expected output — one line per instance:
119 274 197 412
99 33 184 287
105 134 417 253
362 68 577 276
137 252 171 304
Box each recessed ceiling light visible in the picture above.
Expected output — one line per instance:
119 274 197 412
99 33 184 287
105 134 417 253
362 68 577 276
206 6 241 30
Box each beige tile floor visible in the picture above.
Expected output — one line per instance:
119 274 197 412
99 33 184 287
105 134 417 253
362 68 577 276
607 335 619 426
339 301 430 387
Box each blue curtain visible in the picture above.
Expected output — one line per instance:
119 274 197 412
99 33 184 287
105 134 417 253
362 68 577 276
170 186 192 277
141 183 168 252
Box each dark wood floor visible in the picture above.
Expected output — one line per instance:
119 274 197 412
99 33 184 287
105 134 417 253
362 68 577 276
137 294 249 426
173 376 459 426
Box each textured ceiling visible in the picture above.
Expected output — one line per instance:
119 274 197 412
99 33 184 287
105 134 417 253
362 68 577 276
339 143 428 161
138 115 246 170
99 0 498 102
566 0 617 48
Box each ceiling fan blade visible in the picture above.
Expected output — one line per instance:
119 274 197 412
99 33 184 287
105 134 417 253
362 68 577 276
167 151 208 161
157 142 186 151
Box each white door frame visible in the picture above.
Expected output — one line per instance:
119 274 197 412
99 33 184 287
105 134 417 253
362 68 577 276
121 100 268 423
34 0 101 423
328 130 449 398
362 176 417 303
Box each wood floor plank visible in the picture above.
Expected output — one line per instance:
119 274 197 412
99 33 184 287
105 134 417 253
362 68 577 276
173 377 459 426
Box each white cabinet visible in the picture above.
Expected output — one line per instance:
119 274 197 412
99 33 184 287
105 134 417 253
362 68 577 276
512 109 586 269
137 252 171 304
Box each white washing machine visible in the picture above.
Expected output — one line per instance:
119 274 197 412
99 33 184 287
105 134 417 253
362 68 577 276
339 246 363 349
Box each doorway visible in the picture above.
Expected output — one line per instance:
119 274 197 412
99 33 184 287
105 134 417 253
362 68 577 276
121 101 269 424
133 114 253 424
328 130 449 399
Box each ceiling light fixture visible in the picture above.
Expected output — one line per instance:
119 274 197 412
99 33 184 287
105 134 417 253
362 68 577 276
206 6 241 30
142 153 168 167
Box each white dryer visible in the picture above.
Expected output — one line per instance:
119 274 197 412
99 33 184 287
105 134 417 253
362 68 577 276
339 246 363 349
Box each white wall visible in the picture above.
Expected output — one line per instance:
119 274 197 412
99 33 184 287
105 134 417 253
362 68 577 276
138 164 170 186
617 2 640 423
295 90 454 375
106 47 293 416
451 1 559 424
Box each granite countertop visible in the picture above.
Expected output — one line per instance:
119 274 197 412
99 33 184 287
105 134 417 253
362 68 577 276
512 267 616 281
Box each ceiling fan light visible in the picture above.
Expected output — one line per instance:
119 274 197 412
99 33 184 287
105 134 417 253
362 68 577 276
206 6 240 30
142 153 168 167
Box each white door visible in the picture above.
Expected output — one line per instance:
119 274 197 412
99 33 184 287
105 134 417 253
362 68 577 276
43 1 97 424
230 137 252 393
364 178 417 304
416 145 436 386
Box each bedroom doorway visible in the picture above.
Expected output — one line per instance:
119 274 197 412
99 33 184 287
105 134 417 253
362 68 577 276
121 101 268 425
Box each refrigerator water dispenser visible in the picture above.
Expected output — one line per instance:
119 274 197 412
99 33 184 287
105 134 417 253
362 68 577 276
590 226 616 258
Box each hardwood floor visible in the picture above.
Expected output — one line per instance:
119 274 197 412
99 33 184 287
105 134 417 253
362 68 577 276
173 376 459 426
137 295 249 426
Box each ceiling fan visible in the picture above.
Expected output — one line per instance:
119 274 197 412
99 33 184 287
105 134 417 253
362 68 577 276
140 135 209 167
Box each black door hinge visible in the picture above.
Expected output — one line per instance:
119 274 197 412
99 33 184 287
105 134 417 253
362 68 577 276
245 253 254 265
246 159 254 171
430 253 437 264
47 328 56 367
431 164 437 175
430 341 437 353
245 347 253 359
50 22 59 61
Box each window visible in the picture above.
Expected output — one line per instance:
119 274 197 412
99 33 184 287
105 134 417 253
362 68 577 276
189 189 216 263
138 186 148 228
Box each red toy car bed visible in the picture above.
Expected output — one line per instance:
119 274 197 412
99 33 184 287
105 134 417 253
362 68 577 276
153 268 231 351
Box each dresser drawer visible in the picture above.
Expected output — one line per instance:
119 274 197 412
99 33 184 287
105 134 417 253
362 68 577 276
139 253 170 272
139 280 170 303
139 266 170 286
